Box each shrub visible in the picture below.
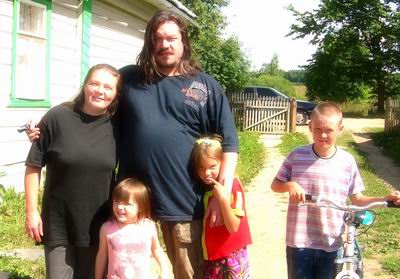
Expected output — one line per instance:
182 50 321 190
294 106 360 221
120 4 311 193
236 132 266 186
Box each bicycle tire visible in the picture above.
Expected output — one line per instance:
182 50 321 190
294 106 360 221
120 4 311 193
355 260 363 279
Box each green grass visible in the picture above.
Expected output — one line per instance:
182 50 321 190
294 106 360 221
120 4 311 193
382 254 400 275
278 132 309 156
338 101 384 118
371 131 400 166
277 130 400 278
0 256 45 279
293 85 307 100
236 131 266 186
0 189 34 250
0 189 45 278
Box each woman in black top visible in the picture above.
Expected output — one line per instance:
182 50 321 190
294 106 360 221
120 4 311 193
24 64 120 279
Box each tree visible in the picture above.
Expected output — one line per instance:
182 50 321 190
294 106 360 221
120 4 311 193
248 54 299 98
259 54 284 77
248 74 296 98
180 0 251 93
288 0 400 112
284 69 306 84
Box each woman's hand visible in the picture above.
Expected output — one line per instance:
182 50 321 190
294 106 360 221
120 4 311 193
25 211 43 243
25 121 40 142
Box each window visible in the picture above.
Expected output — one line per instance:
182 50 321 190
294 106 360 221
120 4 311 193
244 87 254 94
257 88 276 98
257 88 287 99
10 0 51 108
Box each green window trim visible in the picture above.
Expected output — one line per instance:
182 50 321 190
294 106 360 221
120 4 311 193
80 0 92 83
9 0 52 108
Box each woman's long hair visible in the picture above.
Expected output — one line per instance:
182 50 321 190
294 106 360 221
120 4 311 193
137 10 200 83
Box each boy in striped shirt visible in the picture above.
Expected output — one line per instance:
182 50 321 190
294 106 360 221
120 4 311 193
271 102 400 279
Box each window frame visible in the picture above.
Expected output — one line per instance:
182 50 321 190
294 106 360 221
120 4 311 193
9 0 52 108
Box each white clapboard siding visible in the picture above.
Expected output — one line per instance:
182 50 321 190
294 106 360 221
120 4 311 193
90 1 146 68
49 2 80 101
0 0 13 105
0 63 11 105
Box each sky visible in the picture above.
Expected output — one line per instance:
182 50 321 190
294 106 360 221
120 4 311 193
221 0 320 71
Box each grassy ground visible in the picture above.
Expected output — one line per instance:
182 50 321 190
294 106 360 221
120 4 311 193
371 130 400 166
278 130 400 278
0 131 266 278
277 132 309 156
236 131 266 186
0 189 45 278
293 85 307 100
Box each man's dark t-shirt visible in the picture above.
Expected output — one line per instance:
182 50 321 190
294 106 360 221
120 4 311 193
118 65 238 221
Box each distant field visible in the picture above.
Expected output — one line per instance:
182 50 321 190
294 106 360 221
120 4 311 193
293 85 307 100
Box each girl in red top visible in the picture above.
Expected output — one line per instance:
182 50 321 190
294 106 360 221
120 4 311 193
191 135 252 279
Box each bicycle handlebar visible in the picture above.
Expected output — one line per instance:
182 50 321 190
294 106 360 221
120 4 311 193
304 194 400 210
387 200 400 208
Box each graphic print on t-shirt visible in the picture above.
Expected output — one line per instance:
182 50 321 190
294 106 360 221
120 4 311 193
181 80 209 112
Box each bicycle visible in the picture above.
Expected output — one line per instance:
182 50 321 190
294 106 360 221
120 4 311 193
303 194 399 279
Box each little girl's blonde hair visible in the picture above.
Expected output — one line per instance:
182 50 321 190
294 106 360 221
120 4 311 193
190 135 223 180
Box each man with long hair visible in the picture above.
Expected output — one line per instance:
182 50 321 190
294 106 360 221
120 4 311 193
117 10 239 279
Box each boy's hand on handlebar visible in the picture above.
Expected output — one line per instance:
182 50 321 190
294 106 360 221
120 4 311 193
287 182 306 203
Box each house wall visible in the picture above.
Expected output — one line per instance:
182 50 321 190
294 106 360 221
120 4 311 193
0 1 13 109
0 0 82 191
50 0 81 106
90 0 148 69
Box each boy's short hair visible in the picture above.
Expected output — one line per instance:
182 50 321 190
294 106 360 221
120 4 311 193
311 102 343 125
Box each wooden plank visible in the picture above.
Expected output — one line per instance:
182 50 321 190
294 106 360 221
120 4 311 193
385 98 400 133
244 108 289 130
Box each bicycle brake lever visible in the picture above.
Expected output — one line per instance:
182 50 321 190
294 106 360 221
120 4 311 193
305 194 319 203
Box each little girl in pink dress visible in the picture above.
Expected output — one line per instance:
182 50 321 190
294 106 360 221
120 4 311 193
95 178 170 279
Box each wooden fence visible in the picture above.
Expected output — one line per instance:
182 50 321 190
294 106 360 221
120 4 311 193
385 97 400 133
229 93 296 134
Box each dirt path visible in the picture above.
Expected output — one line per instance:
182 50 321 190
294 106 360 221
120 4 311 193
247 118 399 279
246 134 287 278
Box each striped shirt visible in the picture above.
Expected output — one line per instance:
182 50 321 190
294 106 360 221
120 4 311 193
276 144 365 252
